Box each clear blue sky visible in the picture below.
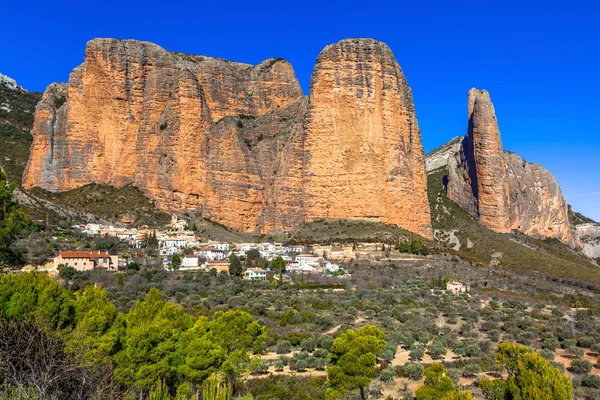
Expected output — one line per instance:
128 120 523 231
2 0 599 220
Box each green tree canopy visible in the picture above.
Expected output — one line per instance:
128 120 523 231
0 170 34 266
480 342 573 400
0 272 74 328
415 363 471 400
327 325 386 400
270 256 286 285
228 254 243 277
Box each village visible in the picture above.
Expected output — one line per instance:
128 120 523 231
26 214 470 292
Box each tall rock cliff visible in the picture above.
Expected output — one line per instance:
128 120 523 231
443 88 579 247
302 39 432 238
23 38 432 237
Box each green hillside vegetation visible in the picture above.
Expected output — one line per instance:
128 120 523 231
0 82 41 184
427 167 600 285
569 207 597 226
273 219 425 245
30 184 170 227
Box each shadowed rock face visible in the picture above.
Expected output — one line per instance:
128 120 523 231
23 38 433 237
445 88 579 247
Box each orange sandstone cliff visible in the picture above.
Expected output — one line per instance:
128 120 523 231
23 38 432 238
445 89 579 247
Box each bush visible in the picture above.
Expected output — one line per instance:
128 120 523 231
317 335 334 351
429 341 446 359
462 363 481 377
409 344 425 361
313 348 330 360
582 374 600 389
296 360 308 372
570 359 593 374
379 367 397 383
275 340 292 354
404 363 425 380
300 337 317 353
566 346 585 358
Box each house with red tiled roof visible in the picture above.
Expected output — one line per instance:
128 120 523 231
53 251 118 271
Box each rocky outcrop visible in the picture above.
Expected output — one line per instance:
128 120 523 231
443 88 579 247
23 38 433 237
576 223 600 259
425 136 462 173
302 39 432 238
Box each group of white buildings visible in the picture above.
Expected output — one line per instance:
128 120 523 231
69 218 346 279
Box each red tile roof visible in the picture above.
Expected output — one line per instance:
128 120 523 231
60 251 111 260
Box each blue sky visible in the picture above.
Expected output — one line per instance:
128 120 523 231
2 0 599 220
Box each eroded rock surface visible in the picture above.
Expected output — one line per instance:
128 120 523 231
24 38 432 237
302 39 432 238
442 89 579 247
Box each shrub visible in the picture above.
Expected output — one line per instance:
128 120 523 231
566 346 585 358
317 335 334 351
404 363 425 380
379 367 397 383
300 337 317 353
582 374 600 389
409 344 425 361
570 359 593 374
275 340 292 354
296 360 308 372
462 364 481 377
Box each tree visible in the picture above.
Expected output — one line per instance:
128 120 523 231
0 170 34 266
404 363 425 380
202 373 232 400
327 325 386 400
570 359 593 374
228 254 243 277
415 363 470 400
271 256 286 285
246 249 261 267
171 254 182 271
0 272 75 329
480 342 573 400
409 343 425 361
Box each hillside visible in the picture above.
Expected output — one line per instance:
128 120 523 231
0 73 41 183
427 166 600 285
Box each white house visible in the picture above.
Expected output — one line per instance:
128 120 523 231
447 281 470 295
324 262 341 273
244 268 267 281
182 255 200 268
160 246 180 256
237 243 257 253
210 243 230 252
198 247 227 260
296 255 321 267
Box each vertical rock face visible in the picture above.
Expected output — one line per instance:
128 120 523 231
302 39 432 238
445 88 579 247
24 38 433 237
464 89 511 232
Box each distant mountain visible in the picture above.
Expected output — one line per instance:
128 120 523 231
0 72 41 183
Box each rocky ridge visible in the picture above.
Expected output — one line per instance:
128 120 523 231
433 89 580 248
23 38 432 238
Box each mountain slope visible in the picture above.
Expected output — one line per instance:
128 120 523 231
0 73 42 183
428 166 600 284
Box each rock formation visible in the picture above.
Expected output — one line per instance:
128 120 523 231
23 38 432 238
302 39 432 238
442 88 579 247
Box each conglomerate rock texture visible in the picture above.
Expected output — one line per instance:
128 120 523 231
445 89 579 247
302 39 432 238
23 38 432 237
